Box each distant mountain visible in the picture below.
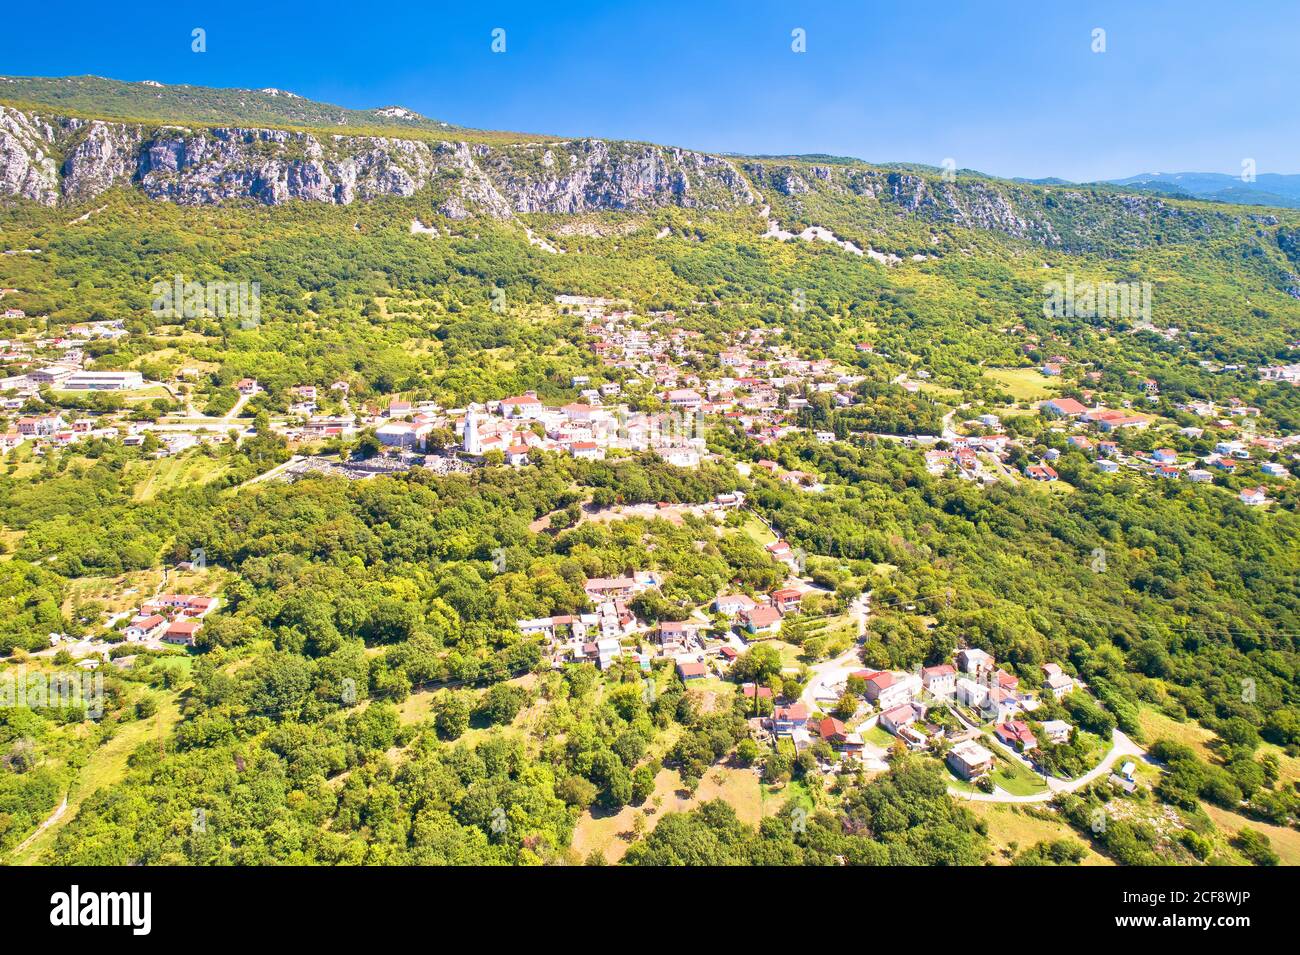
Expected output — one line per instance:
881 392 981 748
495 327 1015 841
1104 171 1300 209
1 72 1297 289
0 74 464 135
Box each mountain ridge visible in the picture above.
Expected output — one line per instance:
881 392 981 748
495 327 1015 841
1 76 1298 274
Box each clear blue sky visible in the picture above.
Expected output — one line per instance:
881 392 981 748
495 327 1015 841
5 0 1297 182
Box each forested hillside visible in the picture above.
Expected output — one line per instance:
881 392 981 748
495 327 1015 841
1 81 1298 866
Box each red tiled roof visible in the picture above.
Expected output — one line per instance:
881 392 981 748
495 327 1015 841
818 717 847 740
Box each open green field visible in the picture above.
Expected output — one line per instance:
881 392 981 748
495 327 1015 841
984 739 1050 796
570 762 776 864
1139 705 1300 784
983 367 1061 401
739 512 778 547
7 690 184 864
967 803 1113 866
50 385 172 402
1138 706 1217 761
130 451 230 501
1202 803 1300 866
863 724 894 746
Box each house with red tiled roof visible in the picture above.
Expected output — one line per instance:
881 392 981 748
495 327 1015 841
818 716 848 743
163 619 201 647
773 702 809 735
740 605 782 635
817 716 863 755
1240 486 1268 506
770 587 803 614
157 594 216 616
125 615 165 641
676 660 707 681
497 392 544 418
568 440 604 461
864 671 921 710
994 669 1020 692
995 721 1038 751
1042 397 1087 418
921 663 956 697
880 702 925 735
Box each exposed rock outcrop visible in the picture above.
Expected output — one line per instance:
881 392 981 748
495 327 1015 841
0 108 62 205
0 104 1287 261
0 106 753 219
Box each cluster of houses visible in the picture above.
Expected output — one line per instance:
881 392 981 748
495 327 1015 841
712 583 811 637
756 645 1081 783
123 593 217 648
516 572 664 670
924 434 1012 483
1040 395 1295 503
581 304 874 452
0 322 137 397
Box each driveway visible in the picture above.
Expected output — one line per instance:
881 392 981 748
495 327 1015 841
798 592 871 711
948 728 1146 803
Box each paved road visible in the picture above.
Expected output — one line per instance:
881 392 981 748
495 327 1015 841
798 592 871 710
223 389 254 422
239 454 306 488
948 728 1146 803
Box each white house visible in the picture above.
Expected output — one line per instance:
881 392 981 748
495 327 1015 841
125 614 165 641
957 648 994 676
947 740 994 781
1042 719 1073 744
922 663 956 698
1239 486 1268 506
1041 663 1075 700
714 593 757 618
956 677 989 709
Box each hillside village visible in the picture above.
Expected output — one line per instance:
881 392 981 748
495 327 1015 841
0 85 1297 873
3 290 1298 514
4 276 1204 807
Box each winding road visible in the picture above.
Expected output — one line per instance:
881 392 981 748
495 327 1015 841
948 728 1146 803
798 592 871 711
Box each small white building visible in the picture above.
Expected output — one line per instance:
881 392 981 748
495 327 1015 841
956 677 989 709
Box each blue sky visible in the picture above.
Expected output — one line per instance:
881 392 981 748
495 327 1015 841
5 0 1296 181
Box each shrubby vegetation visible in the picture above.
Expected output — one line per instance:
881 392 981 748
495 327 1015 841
0 163 1297 864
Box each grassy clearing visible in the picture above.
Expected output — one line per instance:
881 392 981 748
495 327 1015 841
984 741 1049 796
1201 803 1300 866
983 367 1060 401
9 690 183 864
863 725 894 746
739 513 778 547
130 452 229 501
62 569 160 618
1138 706 1217 763
755 639 805 670
968 802 1113 866
570 763 771 864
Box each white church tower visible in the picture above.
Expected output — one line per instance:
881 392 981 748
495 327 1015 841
462 404 483 455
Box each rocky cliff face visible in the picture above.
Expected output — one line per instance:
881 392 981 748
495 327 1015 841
741 159 1282 252
2 104 1286 256
474 139 754 214
0 106 753 218
0 108 62 204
